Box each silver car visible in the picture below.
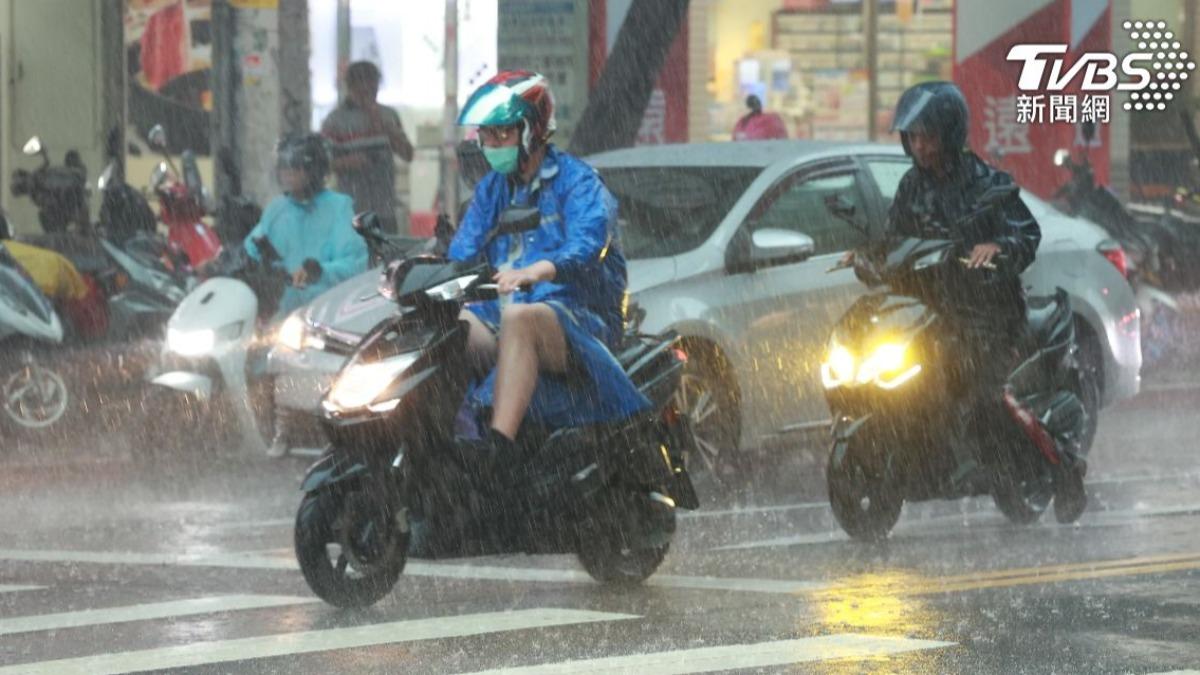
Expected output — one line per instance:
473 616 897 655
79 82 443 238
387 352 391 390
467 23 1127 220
270 141 1142 475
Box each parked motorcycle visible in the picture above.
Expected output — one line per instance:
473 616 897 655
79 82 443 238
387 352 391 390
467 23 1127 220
10 132 187 341
0 243 70 437
1053 123 1184 368
147 238 286 454
145 124 223 271
820 187 1095 541
293 207 698 608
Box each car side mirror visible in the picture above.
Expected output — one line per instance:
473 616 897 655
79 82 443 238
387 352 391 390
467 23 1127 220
751 228 816 267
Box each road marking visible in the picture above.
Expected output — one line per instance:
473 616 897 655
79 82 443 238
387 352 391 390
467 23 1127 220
214 518 293 530
714 531 847 551
0 584 44 593
0 608 638 675
814 552 1200 598
0 549 826 594
458 634 955 674
0 595 316 637
679 501 828 520
1142 381 1200 393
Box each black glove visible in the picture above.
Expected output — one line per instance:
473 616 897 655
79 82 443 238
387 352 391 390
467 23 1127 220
302 258 323 283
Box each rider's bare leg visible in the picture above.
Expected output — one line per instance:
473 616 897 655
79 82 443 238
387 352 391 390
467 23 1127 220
460 309 498 376
490 303 568 440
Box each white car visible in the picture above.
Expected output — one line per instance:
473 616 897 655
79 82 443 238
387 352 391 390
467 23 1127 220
588 141 1140 474
270 141 1142 477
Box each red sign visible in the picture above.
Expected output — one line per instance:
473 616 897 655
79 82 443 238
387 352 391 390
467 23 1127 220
955 0 1112 200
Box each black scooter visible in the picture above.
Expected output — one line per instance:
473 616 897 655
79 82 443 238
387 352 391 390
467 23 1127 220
294 207 699 608
821 186 1096 541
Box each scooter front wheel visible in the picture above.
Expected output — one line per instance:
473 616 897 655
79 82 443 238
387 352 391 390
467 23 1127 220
294 489 407 608
826 439 902 542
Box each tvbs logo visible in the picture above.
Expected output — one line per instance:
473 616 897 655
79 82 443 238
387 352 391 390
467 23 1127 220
1007 20 1195 111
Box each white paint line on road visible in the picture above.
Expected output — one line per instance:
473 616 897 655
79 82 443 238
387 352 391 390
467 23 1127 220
679 501 828 520
0 608 638 675
0 549 826 595
0 595 316 637
213 518 294 531
1142 381 1200 393
0 584 44 593
714 531 848 551
459 634 956 675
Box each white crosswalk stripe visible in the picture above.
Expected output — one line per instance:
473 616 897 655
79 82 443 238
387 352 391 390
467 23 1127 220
458 634 957 674
0 584 44 593
0 608 638 675
0 548 828 594
0 595 316 637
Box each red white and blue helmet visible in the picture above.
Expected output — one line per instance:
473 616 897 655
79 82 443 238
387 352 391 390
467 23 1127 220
458 70 557 152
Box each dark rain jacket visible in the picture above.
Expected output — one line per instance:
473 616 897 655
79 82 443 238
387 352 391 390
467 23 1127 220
886 151 1041 330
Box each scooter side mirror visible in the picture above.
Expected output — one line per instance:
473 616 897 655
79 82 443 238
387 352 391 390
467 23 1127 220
22 137 43 156
151 162 170 189
147 124 168 151
1053 149 1071 167
98 162 116 191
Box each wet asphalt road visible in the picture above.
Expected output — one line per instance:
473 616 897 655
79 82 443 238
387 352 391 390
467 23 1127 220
1 369 1199 673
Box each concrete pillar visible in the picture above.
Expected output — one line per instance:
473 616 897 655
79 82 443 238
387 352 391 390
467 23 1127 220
279 0 312 138
211 0 310 207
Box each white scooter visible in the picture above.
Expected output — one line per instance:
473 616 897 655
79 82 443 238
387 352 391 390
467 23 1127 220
147 240 284 454
0 243 69 437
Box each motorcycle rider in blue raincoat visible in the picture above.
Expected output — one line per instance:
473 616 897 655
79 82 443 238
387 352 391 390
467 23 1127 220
244 133 368 318
449 70 649 462
244 133 368 458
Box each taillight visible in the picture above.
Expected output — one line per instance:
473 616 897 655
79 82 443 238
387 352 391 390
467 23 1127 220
1097 240 1128 278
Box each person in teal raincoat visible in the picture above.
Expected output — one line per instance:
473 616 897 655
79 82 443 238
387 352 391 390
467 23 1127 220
244 133 368 318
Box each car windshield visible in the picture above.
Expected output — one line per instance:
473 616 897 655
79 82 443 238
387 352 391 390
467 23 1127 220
599 166 761 259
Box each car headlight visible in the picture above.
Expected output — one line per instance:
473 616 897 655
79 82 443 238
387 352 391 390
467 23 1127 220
277 313 307 352
325 352 420 412
821 338 922 390
167 328 215 357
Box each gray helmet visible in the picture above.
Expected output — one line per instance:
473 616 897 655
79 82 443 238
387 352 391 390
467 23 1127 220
891 81 970 158
275 133 331 193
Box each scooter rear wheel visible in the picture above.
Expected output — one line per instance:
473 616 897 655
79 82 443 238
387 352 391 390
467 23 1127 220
294 489 407 608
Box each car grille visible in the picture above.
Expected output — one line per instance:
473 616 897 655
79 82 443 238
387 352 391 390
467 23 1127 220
312 325 362 356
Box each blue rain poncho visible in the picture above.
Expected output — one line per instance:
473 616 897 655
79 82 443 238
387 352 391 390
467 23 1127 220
448 145 650 428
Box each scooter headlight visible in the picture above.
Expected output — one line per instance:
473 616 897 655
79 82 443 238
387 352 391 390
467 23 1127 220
820 338 857 389
325 352 420 412
424 274 480 302
821 337 922 390
167 328 215 357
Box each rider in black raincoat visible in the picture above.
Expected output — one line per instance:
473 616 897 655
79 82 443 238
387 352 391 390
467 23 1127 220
882 81 1042 476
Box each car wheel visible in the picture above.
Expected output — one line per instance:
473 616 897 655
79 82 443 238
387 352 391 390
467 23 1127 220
673 345 741 489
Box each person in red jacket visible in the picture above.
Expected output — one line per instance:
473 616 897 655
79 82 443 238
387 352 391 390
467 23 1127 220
732 95 789 141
